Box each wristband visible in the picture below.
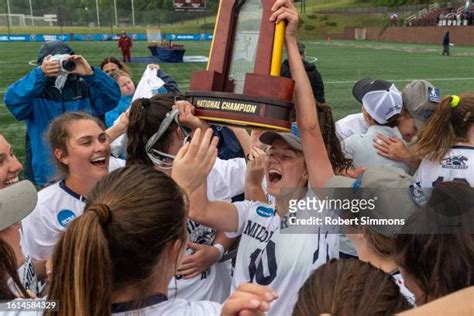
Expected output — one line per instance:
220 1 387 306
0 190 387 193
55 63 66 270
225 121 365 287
213 243 225 261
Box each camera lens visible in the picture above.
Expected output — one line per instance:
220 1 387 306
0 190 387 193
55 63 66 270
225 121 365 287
62 60 76 72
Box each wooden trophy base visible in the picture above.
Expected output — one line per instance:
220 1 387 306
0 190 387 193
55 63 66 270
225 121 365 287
186 91 293 132
187 72 295 132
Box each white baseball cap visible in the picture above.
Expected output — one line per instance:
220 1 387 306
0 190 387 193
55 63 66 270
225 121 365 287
353 79 403 125
0 181 38 231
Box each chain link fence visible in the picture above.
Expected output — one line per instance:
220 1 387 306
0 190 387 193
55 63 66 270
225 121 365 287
0 0 217 29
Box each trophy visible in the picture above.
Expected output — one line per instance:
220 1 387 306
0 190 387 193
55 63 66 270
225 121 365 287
186 0 295 131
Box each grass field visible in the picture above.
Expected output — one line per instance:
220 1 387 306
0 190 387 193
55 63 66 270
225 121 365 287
1 39 474 166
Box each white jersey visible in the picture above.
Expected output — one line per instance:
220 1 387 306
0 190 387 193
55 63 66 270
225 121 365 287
21 181 86 260
392 272 416 306
112 295 221 316
168 158 246 302
415 145 474 187
342 125 411 174
226 190 339 316
109 156 126 171
335 113 368 141
7 257 39 297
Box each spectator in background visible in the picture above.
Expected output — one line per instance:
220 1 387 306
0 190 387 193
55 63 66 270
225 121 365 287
390 13 399 27
3 41 120 187
281 42 326 104
106 70 135 128
118 31 132 63
442 31 451 56
100 57 182 96
99 56 130 76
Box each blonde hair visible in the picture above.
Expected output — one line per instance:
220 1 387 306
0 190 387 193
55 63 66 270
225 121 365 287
110 69 131 82
416 93 474 161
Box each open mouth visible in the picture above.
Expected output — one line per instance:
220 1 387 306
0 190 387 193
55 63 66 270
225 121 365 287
3 177 19 187
90 156 107 167
268 169 283 184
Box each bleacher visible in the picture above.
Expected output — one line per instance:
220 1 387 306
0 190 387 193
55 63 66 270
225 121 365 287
405 2 473 27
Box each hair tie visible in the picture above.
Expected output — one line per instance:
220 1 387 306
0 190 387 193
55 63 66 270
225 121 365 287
464 111 472 122
450 95 460 108
87 203 112 225
141 98 151 109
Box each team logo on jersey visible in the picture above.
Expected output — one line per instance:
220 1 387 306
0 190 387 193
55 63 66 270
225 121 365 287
187 220 215 246
441 155 468 170
256 206 274 218
57 209 76 227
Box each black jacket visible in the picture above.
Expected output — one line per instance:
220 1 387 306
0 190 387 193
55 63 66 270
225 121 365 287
281 59 326 103
443 32 450 45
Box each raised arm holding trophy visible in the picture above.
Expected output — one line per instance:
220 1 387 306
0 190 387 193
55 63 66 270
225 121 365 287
186 0 295 131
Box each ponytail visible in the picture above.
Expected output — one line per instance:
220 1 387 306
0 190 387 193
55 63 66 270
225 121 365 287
127 98 152 166
317 103 354 173
126 94 177 166
46 206 113 316
46 165 188 315
416 93 474 161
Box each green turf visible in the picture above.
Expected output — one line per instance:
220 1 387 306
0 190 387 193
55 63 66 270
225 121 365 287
1 39 473 166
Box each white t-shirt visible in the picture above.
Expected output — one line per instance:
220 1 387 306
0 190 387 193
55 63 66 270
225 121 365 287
415 145 474 187
21 180 86 260
225 190 339 316
342 125 411 173
112 295 221 316
336 113 368 141
168 158 246 302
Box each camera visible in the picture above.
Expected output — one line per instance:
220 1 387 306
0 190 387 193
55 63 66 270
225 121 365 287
50 54 76 72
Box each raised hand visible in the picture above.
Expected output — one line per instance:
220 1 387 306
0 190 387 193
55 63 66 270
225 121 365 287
173 100 205 130
172 128 218 194
40 55 61 77
68 55 93 76
270 0 298 38
246 147 266 187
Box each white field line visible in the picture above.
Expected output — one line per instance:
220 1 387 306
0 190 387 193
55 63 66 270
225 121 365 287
1 77 473 94
325 77 474 84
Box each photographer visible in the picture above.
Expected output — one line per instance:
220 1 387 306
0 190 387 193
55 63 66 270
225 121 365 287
4 41 120 187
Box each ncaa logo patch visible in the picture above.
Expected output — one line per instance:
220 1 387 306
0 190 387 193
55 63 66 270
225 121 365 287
57 209 76 227
256 206 274 218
